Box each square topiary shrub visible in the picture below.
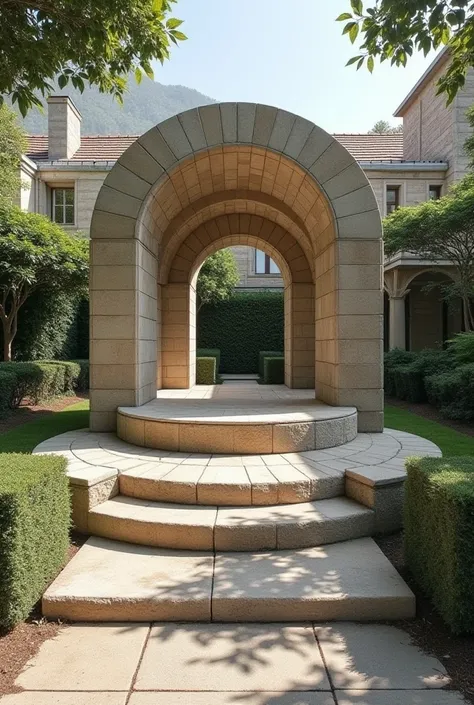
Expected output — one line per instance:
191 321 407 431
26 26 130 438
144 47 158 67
196 348 220 373
259 350 283 380
263 356 284 384
196 356 217 385
405 456 474 633
0 454 70 630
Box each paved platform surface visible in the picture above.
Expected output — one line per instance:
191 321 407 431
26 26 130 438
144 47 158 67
4 622 465 704
118 386 355 424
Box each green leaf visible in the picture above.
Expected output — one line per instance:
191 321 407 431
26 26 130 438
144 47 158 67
141 62 154 80
350 0 363 16
167 17 183 29
336 12 352 21
349 22 359 43
346 55 363 66
343 21 358 35
134 67 142 84
367 55 374 73
153 0 163 11
57 74 68 89
170 30 187 41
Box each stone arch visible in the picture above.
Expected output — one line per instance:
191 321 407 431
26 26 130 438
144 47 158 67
90 103 383 432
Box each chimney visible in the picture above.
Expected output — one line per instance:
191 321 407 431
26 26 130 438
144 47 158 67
47 95 82 160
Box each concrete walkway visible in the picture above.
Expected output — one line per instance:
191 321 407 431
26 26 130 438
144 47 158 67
3 622 466 704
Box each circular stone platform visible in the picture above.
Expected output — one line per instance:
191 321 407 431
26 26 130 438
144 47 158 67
116 386 358 454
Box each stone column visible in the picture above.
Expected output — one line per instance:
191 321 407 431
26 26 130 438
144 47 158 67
388 295 407 350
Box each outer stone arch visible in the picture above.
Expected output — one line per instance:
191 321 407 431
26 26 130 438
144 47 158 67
89 102 384 433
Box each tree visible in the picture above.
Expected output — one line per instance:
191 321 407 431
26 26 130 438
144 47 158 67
0 104 27 206
384 175 474 330
369 120 403 134
197 250 240 313
0 206 88 361
0 0 186 116
338 0 474 102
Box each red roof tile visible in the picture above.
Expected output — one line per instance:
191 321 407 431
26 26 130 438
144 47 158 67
26 132 405 164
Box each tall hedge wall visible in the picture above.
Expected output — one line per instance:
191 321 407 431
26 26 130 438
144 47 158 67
198 292 284 373
0 291 88 361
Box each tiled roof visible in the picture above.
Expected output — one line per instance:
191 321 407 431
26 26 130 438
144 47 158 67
335 133 404 161
26 132 405 164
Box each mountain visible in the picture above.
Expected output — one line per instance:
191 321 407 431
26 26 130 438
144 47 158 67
11 76 216 135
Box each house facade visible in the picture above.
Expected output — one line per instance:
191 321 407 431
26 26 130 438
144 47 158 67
18 51 471 351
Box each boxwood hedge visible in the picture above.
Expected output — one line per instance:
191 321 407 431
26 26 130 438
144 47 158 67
0 454 70 630
198 292 283 373
263 356 285 384
196 356 217 385
405 456 474 633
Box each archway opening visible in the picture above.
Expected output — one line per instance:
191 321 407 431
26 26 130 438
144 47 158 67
89 104 384 433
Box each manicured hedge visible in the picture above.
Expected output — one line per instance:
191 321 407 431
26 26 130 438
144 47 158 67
71 359 89 392
384 349 416 397
0 371 16 418
197 348 220 373
405 456 474 633
263 356 285 384
198 292 284 373
0 454 70 630
259 350 283 379
426 363 474 422
196 356 217 385
0 360 87 413
393 350 452 403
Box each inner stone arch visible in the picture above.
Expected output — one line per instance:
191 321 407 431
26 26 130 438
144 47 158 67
89 102 384 434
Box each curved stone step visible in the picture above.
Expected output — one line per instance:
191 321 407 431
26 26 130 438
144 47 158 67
42 535 415 622
87 495 374 551
119 459 345 506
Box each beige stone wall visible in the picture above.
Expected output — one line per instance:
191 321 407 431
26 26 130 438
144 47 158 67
47 96 82 160
400 63 474 184
229 245 284 289
366 169 446 216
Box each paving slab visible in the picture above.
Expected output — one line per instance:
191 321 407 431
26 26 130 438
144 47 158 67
129 693 335 704
316 624 450 690
135 624 330 692
336 692 466 705
15 623 147 691
212 538 415 622
1 696 127 705
42 537 213 621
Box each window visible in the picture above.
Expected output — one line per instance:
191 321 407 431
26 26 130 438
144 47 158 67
429 184 442 200
386 186 400 215
52 188 75 224
255 250 280 275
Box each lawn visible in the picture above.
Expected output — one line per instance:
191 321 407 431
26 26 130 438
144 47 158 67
0 399 471 457
385 404 474 456
0 400 89 454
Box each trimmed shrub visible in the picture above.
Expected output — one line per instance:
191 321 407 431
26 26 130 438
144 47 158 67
0 371 16 418
447 332 474 366
197 348 220 373
425 363 474 421
42 360 81 393
384 349 417 396
36 362 66 400
393 349 452 402
0 454 70 630
405 456 474 633
0 362 44 408
259 350 283 379
198 292 284 373
71 359 89 392
196 356 217 385
263 356 285 384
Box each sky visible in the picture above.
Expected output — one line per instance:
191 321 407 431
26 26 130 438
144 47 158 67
153 0 438 133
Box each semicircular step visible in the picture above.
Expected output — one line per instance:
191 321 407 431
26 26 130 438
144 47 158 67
87 495 375 552
118 461 345 506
